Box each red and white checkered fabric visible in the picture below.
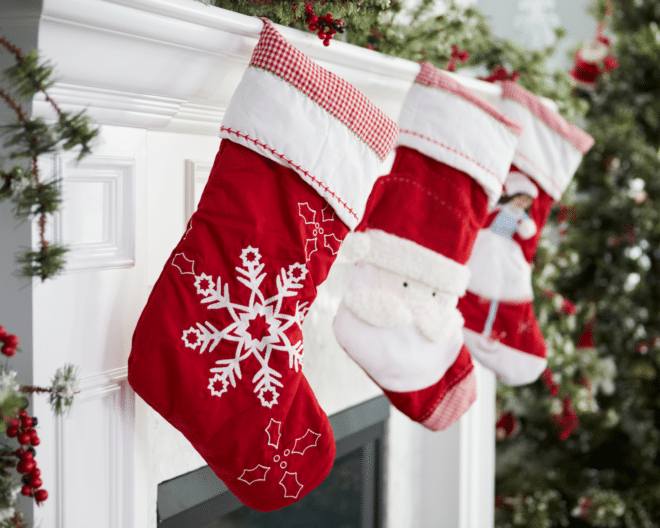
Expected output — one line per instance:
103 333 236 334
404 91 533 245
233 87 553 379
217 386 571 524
501 81 594 153
250 20 398 161
415 62 524 136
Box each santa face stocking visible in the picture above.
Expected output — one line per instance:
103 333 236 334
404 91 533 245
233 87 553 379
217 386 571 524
458 80 594 386
127 20 397 512
333 63 523 431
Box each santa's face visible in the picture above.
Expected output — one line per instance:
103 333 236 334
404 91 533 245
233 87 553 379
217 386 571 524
335 263 465 393
342 264 463 343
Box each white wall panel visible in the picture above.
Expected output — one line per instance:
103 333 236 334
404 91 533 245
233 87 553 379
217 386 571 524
32 125 148 528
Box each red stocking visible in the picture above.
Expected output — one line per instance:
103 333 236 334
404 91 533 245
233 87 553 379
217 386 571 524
128 20 397 511
334 63 523 430
459 81 594 386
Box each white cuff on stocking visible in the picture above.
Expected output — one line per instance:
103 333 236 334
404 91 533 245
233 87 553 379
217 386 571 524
499 81 595 200
220 20 398 230
396 63 524 207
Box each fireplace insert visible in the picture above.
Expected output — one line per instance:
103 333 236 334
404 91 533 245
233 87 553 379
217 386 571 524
157 395 389 528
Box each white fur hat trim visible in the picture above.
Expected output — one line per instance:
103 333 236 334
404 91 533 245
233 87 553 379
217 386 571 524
360 229 470 295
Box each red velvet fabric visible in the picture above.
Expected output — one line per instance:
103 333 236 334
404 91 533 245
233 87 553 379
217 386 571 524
129 140 347 511
357 146 489 265
383 344 474 422
341 145 488 429
459 174 554 377
458 291 546 359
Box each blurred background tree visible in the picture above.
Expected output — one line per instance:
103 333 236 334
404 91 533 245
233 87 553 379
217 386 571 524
495 1 660 526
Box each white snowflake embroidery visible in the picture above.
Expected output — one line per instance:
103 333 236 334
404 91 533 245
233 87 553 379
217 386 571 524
179 247 309 407
237 418 321 499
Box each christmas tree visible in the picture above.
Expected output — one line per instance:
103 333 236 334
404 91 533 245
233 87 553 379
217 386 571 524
495 1 660 527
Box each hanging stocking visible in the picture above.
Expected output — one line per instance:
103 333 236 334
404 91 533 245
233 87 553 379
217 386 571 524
333 63 523 430
458 80 594 386
127 20 397 512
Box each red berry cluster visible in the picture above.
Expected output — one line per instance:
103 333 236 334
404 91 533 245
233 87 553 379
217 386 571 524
541 367 560 397
0 326 19 357
446 45 470 72
479 65 521 83
495 411 520 440
551 397 579 441
7 411 47 503
304 4 344 47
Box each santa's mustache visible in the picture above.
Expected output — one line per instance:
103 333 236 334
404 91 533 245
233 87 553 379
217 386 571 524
342 287 463 343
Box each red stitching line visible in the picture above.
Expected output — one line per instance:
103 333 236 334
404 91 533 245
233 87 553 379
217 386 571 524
399 130 504 185
221 127 358 221
515 150 563 193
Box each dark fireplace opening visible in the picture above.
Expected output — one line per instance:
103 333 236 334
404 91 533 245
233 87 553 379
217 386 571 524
157 396 389 528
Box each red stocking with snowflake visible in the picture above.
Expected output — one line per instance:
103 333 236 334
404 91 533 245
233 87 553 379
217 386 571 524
127 20 397 512
333 63 523 430
458 81 594 386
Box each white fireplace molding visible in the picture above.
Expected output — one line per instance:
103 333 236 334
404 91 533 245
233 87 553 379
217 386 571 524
16 0 509 133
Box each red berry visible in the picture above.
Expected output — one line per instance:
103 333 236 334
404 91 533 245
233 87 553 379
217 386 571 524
31 437 40 446
19 410 28 418
30 477 42 488
325 13 333 22
2 334 18 347
6 426 18 438
18 432 31 445
0 326 7 338
10 418 19 429
308 14 318 24
1 345 16 357
30 428 38 438
21 416 33 428
21 485 32 497
30 468 41 478
22 451 33 461
308 24 317 31
323 39 330 46
24 460 35 472
35 489 48 503
318 31 326 39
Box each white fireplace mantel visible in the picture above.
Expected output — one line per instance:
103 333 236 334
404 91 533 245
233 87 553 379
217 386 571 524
24 0 510 130
1 1 499 527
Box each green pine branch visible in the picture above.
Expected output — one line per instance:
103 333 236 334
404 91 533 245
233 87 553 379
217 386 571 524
1 36 98 281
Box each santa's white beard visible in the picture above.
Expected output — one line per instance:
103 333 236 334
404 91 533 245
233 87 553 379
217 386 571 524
334 264 466 392
341 263 464 343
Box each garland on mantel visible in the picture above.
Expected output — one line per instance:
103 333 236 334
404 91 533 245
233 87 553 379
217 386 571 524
203 0 589 123
0 37 98 281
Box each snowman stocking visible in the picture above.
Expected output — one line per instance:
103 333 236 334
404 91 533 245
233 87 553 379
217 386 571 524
333 63 523 430
127 20 397 512
458 81 594 386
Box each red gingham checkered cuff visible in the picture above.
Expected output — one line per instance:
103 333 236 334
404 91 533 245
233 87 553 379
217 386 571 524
501 81 594 153
250 20 398 162
415 62 524 137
